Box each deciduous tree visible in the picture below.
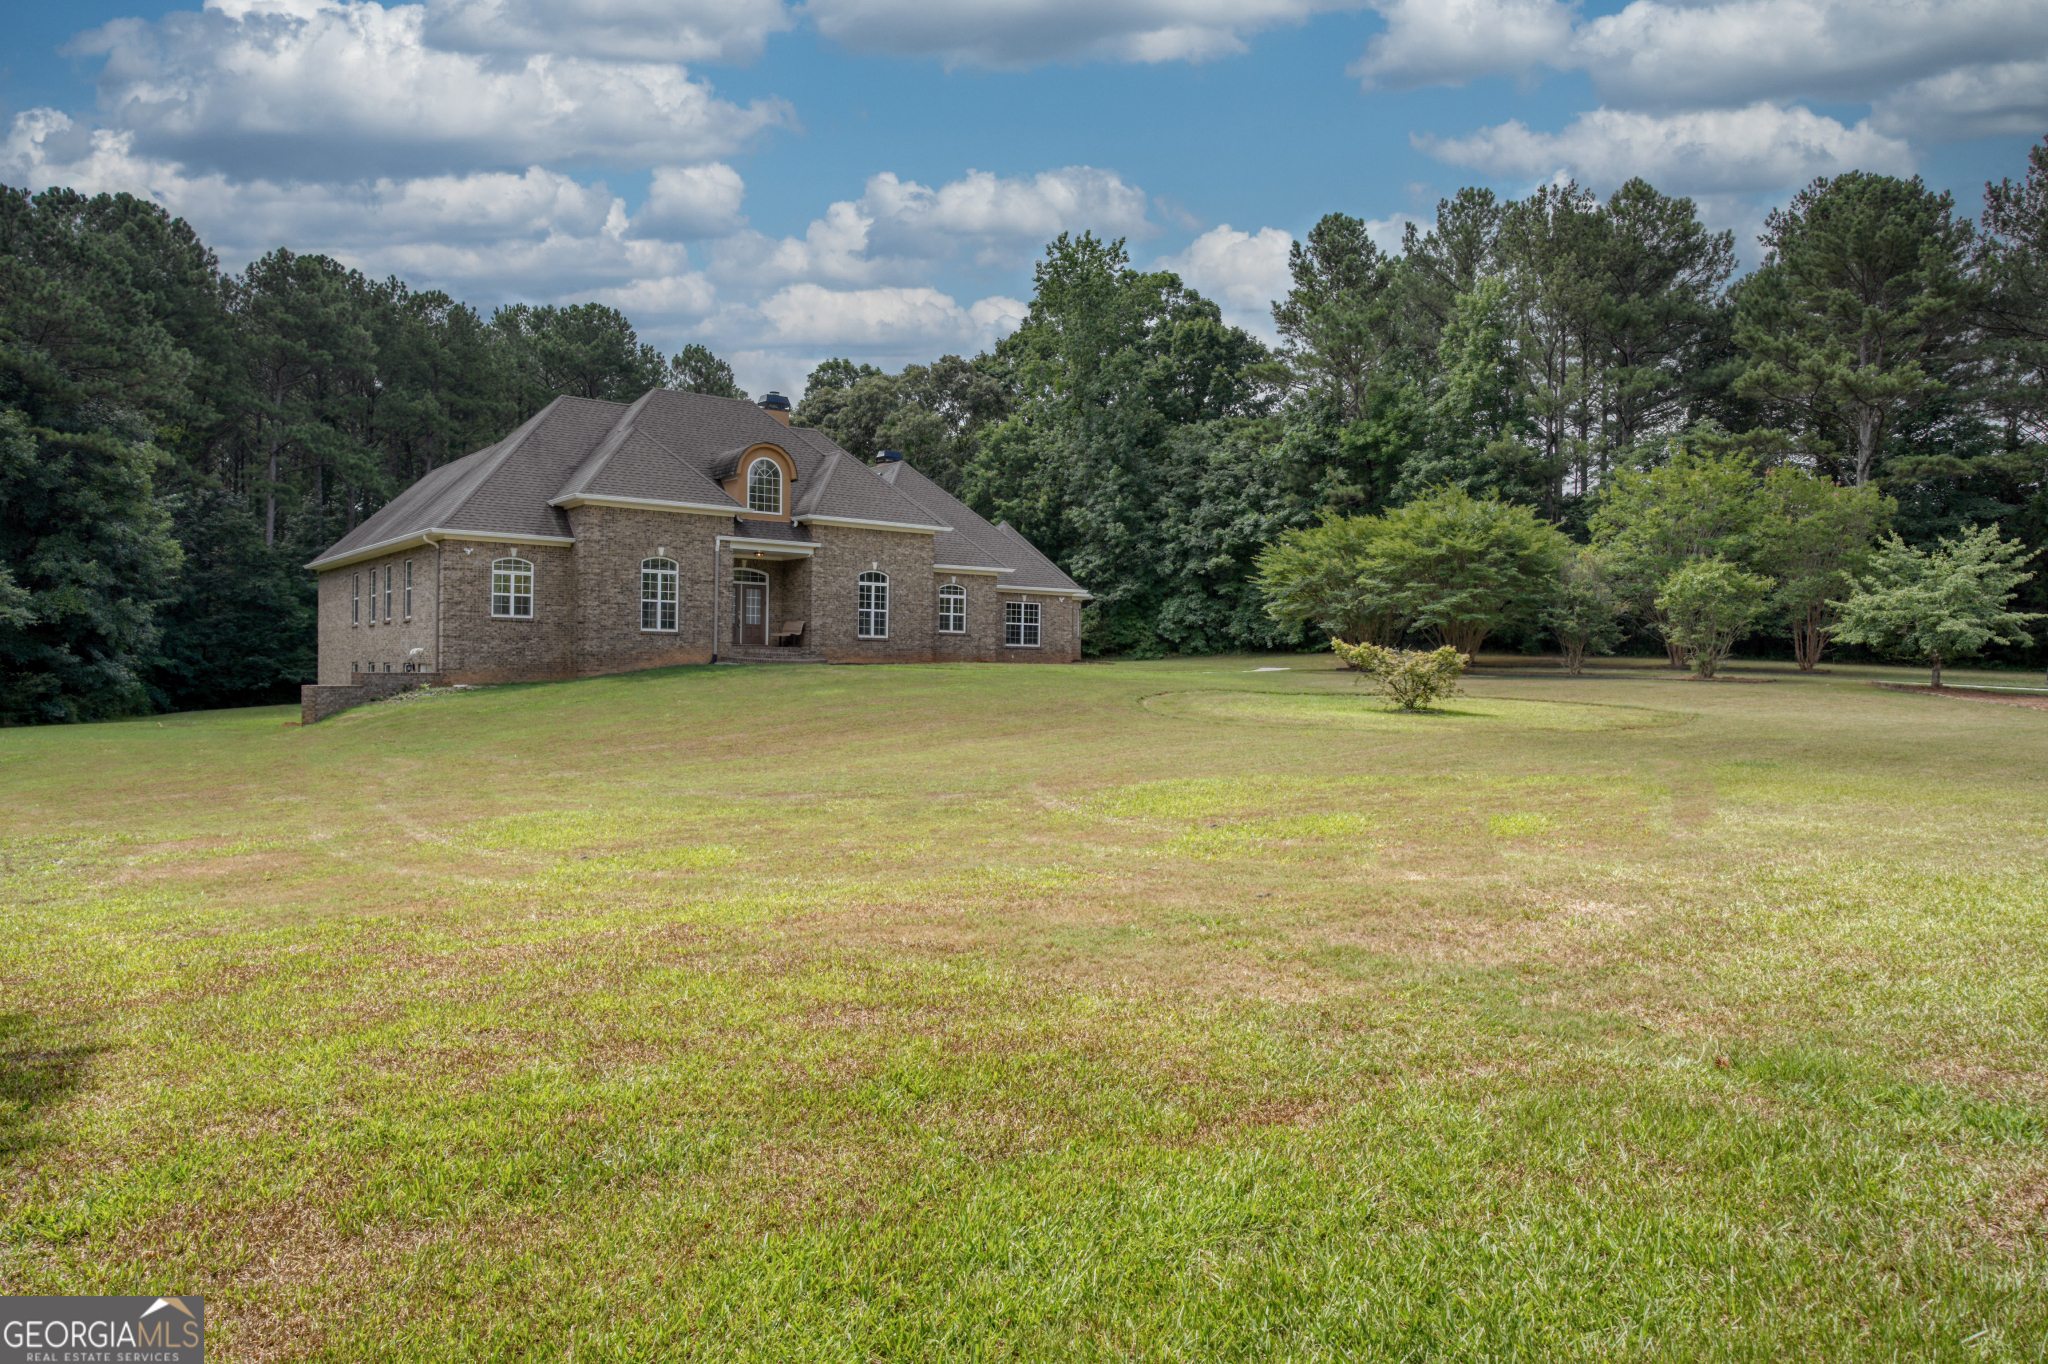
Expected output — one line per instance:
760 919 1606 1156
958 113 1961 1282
1753 469 1893 670
1542 548 1626 675
1832 526 2041 686
1656 557 1772 678
1589 442 1763 663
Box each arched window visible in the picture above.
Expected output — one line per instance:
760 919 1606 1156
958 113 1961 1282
641 557 678 632
937 583 966 634
857 571 889 639
747 457 783 515
491 558 534 618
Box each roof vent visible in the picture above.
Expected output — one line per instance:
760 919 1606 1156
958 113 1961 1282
874 449 905 463
758 391 791 425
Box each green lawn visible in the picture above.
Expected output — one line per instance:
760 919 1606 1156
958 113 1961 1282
2 655 2045 1360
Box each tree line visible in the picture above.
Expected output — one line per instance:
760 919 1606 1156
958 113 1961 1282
3 138 2045 721
798 145 2047 665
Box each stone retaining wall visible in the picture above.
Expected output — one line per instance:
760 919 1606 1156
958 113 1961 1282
301 670 434 724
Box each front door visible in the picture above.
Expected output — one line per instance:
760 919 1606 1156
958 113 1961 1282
737 581 767 645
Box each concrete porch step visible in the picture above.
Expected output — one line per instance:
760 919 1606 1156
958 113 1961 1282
718 646 828 664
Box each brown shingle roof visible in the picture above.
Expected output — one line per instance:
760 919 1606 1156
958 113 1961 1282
308 397 618 567
306 389 1065 572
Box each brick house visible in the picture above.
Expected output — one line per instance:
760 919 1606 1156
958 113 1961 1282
304 388 1089 696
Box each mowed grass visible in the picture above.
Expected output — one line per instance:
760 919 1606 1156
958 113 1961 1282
2 654 2045 1361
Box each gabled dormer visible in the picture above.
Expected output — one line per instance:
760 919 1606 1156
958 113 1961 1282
712 442 798 522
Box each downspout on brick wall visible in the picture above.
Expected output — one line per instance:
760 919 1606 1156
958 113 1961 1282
434 538 444 675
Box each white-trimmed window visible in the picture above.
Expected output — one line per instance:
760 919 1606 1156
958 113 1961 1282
403 559 413 618
937 584 966 634
641 557 679 632
857 571 889 639
352 573 360 625
491 557 534 618
1005 600 1040 647
747 458 783 515
383 565 393 621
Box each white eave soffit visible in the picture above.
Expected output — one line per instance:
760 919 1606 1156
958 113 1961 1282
552 494 740 516
306 527 574 571
796 515 952 534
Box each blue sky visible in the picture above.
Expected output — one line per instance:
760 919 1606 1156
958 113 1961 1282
5 1 2044 397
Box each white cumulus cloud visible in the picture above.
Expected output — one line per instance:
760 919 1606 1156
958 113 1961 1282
1159 224 1293 337
1872 60 2048 144
631 164 749 240
422 0 792 63
71 0 793 178
1416 102 1916 196
802 0 1353 67
1350 0 1574 91
710 165 1155 287
1569 0 2048 110
1361 0 2048 168
757 283 1026 349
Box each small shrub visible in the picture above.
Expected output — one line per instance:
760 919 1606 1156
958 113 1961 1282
1329 640 1468 710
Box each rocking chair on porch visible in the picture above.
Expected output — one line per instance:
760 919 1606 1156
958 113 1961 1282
772 620 805 647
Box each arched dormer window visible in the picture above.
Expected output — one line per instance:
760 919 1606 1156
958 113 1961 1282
640 557 678 632
857 570 889 639
747 457 783 515
491 558 534 618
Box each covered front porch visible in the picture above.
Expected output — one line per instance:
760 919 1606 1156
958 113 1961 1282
718 525 815 656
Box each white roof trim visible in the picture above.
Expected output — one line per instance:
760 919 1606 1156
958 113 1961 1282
999 586 1092 599
307 527 574 571
797 514 950 534
719 534 817 558
306 531 436 570
553 494 739 516
436 530 577 547
934 564 1013 576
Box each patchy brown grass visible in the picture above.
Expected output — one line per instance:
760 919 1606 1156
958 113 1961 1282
2 655 2045 1359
